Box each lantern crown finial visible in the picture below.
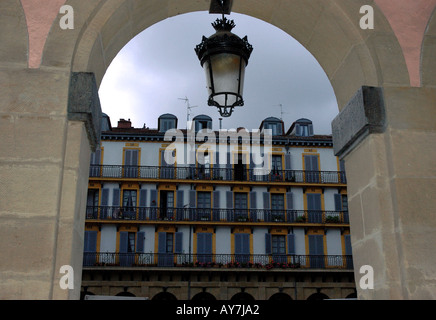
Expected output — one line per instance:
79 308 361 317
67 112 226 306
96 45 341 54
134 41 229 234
211 16 235 32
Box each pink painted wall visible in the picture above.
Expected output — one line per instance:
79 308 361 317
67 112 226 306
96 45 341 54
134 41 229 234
20 0 66 68
375 0 436 86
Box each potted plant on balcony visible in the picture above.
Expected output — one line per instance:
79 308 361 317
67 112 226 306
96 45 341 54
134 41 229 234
296 215 306 223
272 215 284 222
325 216 340 223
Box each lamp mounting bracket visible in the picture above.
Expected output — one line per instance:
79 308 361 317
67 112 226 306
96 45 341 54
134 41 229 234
209 0 233 15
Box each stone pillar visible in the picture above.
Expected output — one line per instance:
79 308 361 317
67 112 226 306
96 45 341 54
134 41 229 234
332 86 436 299
0 69 101 299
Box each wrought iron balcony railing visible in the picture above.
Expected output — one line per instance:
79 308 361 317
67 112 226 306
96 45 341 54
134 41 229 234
83 252 354 270
89 165 347 184
85 206 349 224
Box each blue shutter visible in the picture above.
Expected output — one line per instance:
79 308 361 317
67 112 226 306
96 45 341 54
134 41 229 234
286 192 293 209
112 188 120 206
213 191 220 221
136 232 145 253
226 191 233 221
287 234 295 255
101 188 109 205
158 232 166 253
249 191 257 221
265 233 272 255
139 189 147 207
119 232 128 253
250 192 257 209
176 190 184 207
344 235 352 255
226 191 233 208
84 231 97 252
234 234 242 254
284 154 291 170
334 194 342 211
263 192 270 221
175 232 183 254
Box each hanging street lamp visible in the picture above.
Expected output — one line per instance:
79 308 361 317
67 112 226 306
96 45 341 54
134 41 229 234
195 14 253 117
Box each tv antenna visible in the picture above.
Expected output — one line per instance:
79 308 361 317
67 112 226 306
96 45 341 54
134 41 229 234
273 104 287 120
178 97 198 122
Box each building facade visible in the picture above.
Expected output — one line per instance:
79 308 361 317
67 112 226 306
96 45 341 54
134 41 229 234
80 114 356 300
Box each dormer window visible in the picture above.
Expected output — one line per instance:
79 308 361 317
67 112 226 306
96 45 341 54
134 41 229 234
158 114 178 132
292 118 314 136
260 117 284 136
193 115 212 132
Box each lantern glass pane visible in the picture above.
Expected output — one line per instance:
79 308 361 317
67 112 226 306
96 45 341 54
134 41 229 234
209 53 246 107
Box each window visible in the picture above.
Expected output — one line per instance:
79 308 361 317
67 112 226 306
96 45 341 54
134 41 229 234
271 155 283 179
160 191 174 219
197 192 211 220
89 149 101 177
271 193 285 221
304 155 319 182
124 149 139 178
307 193 322 223
234 193 248 220
122 190 137 219
272 235 286 255
86 189 99 219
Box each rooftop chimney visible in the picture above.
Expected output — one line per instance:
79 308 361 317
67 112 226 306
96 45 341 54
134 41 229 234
117 118 132 129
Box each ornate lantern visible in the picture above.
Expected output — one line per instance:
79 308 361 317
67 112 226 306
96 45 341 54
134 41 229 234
195 16 253 117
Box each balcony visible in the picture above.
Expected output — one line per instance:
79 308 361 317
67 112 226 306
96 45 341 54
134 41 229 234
85 206 349 224
89 165 347 184
83 252 353 270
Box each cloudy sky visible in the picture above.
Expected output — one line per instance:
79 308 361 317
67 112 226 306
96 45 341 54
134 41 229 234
98 11 338 135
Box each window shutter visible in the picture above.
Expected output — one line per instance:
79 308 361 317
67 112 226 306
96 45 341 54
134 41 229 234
286 192 293 210
101 188 109 206
287 234 296 255
136 232 145 253
284 154 291 170
308 124 314 136
213 191 220 208
112 189 120 206
189 190 196 207
158 232 166 253
125 150 131 166
226 191 233 208
265 233 272 255
250 192 257 209
263 192 270 209
344 235 352 255
176 190 184 208
175 232 183 254
295 124 301 136
132 150 139 166
139 189 147 207
119 232 128 253
234 234 242 254
334 194 342 211
84 231 97 252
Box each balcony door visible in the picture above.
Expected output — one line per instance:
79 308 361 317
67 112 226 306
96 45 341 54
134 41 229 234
122 190 137 219
160 191 174 220
304 155 319 183
124 149 139 178
234 193 248 221
86 189 99 219
197 233 213 263
197 192 211 221
307 193 322 223
308 234 325 268
271 193 285 222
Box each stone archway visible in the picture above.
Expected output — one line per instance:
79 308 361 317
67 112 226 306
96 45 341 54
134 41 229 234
1 0 436 300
